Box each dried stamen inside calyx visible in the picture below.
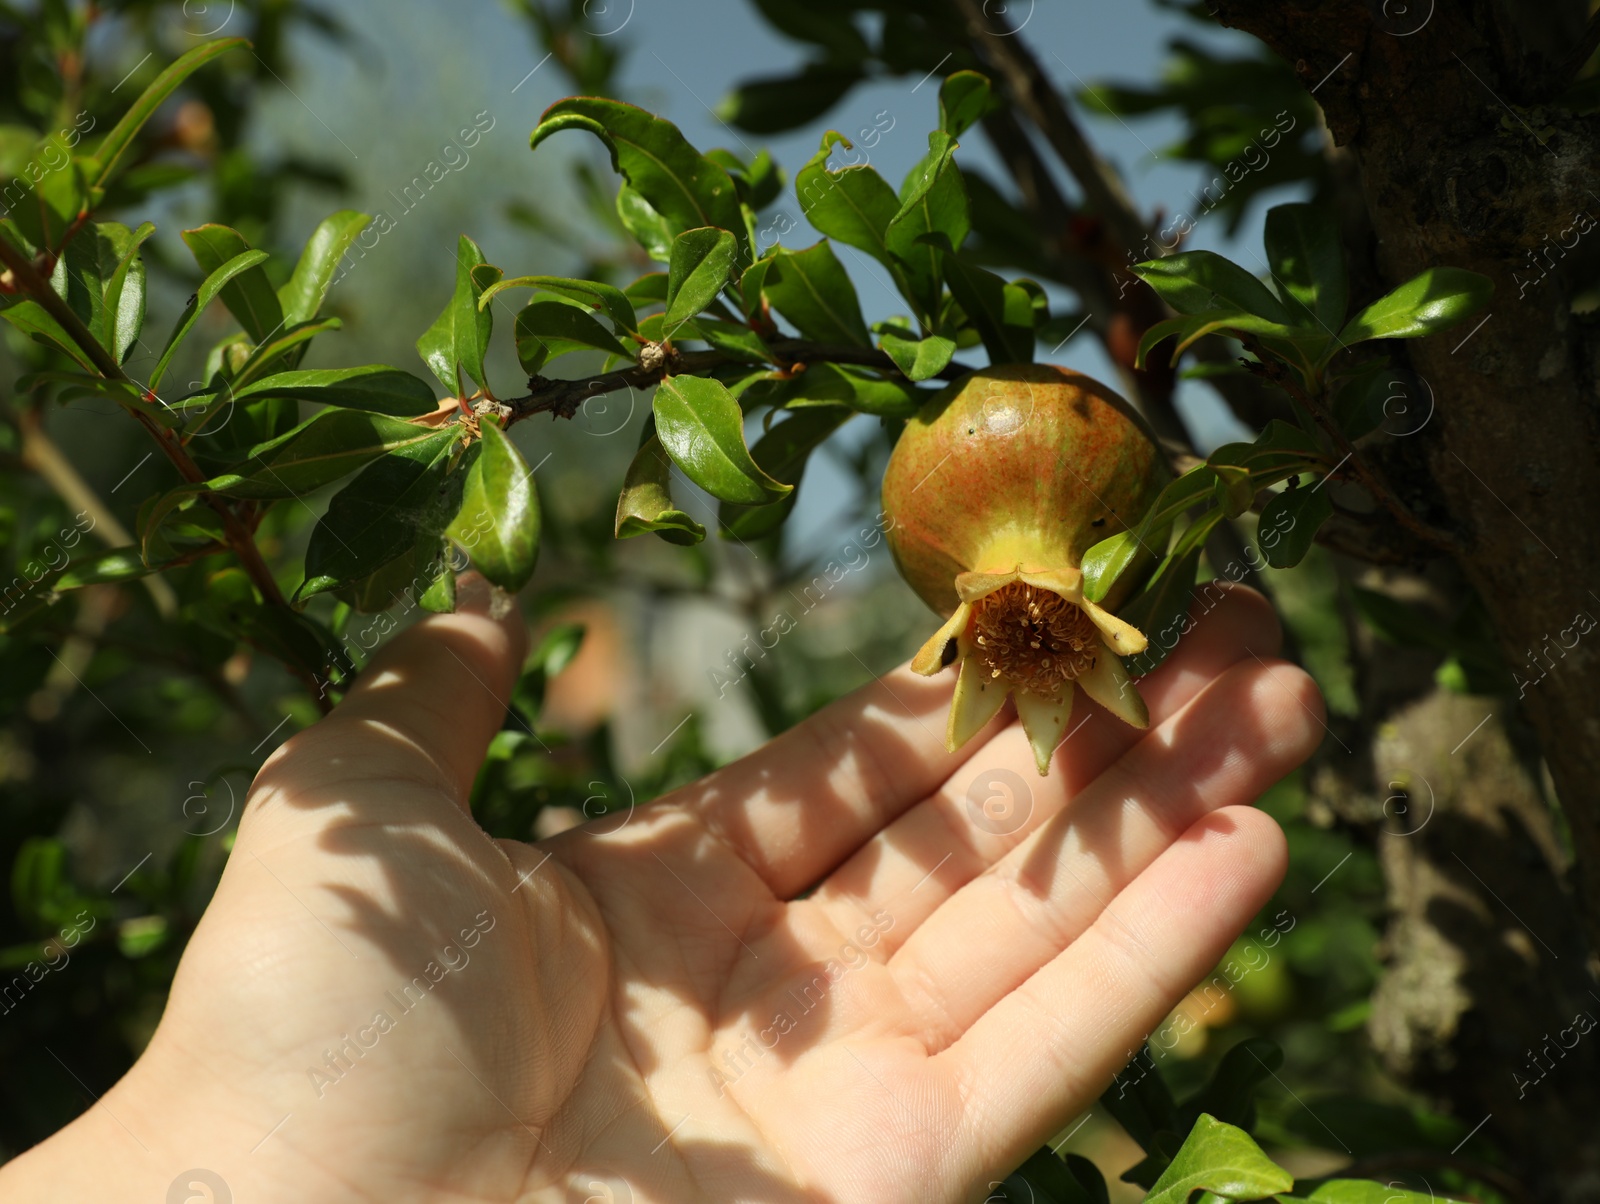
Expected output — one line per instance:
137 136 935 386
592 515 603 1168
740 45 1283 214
971 582 1100 702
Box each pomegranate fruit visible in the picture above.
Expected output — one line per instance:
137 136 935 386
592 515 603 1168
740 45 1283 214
881 363 1169 774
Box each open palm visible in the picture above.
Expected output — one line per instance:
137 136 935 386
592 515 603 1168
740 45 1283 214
3 575 1321 1204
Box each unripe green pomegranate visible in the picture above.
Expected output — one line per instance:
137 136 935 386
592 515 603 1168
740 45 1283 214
881 363 1170 774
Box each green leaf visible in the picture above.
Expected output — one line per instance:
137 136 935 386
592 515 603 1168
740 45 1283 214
150 248 271 390
531 98 747 262
8 133 86 248
1119 546 1202 677
447 420 540 592
992 1148 1109 1204
1081 528 1146 605
417 235 494 393
1176 1038 1283 1134
90 38 248 191
878 329 956 380
207 410 452 499
625 271 670 308
794 132 901 277
1207 419 1326 479
718 63 863 135
1144 1115 1293 1204
942 252 1035 363
682 316 776 362
615 433 706 545
1338 267 1493 345
224 365 439 416
180 224 285 343
298 431 469 607
1302 1180 1470 1204
938 70 997 137
747 360 925 417
514 300 631 376
0 299 97 371
230 317 342 390
885 132 969 322
1257 483 1332 568
279 209 371 327
1263 203 1347 332
719 405 851 538
653 374 792 504
1135 251 1293 323
1135 310 1305 370
53 547 157 590
616 184 675 261
97 221 155 364
763 240 870 345
664 226 739 337
480 275 638 335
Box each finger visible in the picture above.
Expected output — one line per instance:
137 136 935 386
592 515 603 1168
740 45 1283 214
939 805 1288 1185
242 573 528 840
805 583 1282 944
887 658 1321 1044
676 660 1010 899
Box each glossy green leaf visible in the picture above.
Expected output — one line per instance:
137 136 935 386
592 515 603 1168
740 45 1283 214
939 70 997 137
480 275 638 335
448 420 540 592
230 317 342 390
616 184 675 261
1338 267 1493 345
218 365 438 416
719 405 851 538
1143 1115 1293 1204
763 240 870 346
1207 419 1326 478
99 221 155 365
682 316 775 362
279 209 371 326
180 224 285 343
53 546 159 590
615 433 707 545
1 299 97 371
664 226 739 337
1257 482 1332 568
747 360 925 418
91 38 248 190
1136 310 1306 369
298 430 469 607
514 300 631 376
878 328 956 380
1301 1180 1469 1204
531 98 747 260
1263 203 1347 332
942 252 1035 364
417 235 494 393
885 132 969 322
653 374 792 504
1135 251 1293 323
794 132 900 274
205 409 449 499
150 248 271 390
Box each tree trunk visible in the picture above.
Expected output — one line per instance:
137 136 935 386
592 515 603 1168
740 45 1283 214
1210 1 1600 1192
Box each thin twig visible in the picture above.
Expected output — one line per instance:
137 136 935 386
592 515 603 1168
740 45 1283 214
0 233 328 707
493 338 969 425
1242 353 1461 555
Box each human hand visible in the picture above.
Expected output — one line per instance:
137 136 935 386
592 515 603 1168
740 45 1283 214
1 575 1322 1203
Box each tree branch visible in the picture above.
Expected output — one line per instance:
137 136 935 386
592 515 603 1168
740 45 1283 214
490 338 970 425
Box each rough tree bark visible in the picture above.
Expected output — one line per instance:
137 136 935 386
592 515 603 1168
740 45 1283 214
1200 1 1600 1194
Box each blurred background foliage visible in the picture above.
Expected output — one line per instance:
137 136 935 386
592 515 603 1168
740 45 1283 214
0 1 1562 1199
